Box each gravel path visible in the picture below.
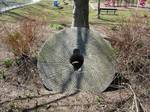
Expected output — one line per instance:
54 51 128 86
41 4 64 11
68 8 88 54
0 0 40 13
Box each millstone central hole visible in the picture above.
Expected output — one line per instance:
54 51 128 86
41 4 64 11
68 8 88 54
69 48 84 71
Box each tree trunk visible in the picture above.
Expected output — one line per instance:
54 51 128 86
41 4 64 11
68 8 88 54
98 0 100 19
72 0 89 29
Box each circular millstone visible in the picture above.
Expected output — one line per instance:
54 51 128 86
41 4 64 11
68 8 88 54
38 27 116 93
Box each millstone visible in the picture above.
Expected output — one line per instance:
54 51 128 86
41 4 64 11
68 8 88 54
37 27 116 93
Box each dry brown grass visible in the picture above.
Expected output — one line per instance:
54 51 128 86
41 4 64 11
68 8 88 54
3 18 45 57
111 13 150 77
1 18 47 84
109 13 150 111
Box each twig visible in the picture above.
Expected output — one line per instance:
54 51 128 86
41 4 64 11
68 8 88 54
131 99 135 112
123 83 139 112
137 98 147 112
47 102 99 107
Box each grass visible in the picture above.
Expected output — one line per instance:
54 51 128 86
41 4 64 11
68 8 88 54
0 0 73 24
1 18 45 84
110 13 150 87
3 58 13 68
0 0 27 8
49 23 65 30
90 9 150 25
0 0 149 26
0 70 5 79
0 1 150 111
3 18 45 57
101 13 150 112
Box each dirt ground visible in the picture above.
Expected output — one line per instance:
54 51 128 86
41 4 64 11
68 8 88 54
0 22 149 112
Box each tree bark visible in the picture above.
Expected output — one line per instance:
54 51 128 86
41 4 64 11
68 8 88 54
72 0 89 29
98 0 100 19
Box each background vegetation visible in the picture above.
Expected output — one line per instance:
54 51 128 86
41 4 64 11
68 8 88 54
0 0 149 111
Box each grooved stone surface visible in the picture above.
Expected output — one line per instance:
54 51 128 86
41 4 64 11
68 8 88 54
38 27 116 93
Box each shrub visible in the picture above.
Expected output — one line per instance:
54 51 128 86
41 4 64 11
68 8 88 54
2 18 45 84
6 31 30 57
107 12 150 112
4 18 45 57
109 13 150 95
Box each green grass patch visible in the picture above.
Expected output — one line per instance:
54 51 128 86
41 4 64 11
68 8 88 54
89 8 150 26
0 0 73 24
3 58 13 68
0 0 150 26
49 23 64 30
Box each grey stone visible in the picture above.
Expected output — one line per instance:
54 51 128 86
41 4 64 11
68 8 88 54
37 27 116 93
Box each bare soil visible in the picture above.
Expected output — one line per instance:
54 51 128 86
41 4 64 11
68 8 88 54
0 23 149 112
